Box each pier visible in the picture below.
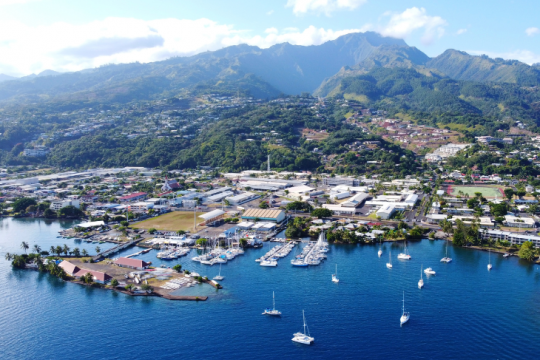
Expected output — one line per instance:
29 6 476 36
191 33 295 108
94 238 140 261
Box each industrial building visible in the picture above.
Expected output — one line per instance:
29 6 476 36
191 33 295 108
322 176 360 186
225 192 260 205
376 204 396 220
241 209 286 223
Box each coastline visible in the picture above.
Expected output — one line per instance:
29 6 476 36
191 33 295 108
24 267 212 301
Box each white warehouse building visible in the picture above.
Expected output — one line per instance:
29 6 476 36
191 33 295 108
376 204 396 220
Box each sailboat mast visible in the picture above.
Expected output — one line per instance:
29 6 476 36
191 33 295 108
273 291 275 311
303 310 306 335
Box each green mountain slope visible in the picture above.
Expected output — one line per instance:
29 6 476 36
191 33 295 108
0 32 407 104
314 45 437 97
327 67 540 130
426 49 540 85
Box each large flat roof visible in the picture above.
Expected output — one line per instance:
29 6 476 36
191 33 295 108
242 208 285 219
199 209 225 220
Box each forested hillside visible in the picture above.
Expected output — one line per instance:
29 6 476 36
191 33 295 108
325 67 540 134
0 32 407 104
426 50 540 85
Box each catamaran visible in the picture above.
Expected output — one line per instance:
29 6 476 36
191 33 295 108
418 265 424 289
400 292 410 326
292 310 314 345
262 291 281 316
397 241 411 260
332 264 339 283
386 250 393 269
213 263 224 281
441 241 452 263
487 249 493 271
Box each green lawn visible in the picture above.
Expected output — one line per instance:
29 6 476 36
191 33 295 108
451 186 502 198
132 211 206 232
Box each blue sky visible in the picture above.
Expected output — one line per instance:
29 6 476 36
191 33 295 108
0 0 539 76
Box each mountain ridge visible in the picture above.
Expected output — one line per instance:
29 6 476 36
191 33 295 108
0 32 539 105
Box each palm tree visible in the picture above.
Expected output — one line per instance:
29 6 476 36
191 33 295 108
95 246 101 254
5 252 12 261
55 246 63 257
82 249 88 257
20 241 29 254
62 244 70 256
33 244 41 254
50 246 55 255
72 248 81 257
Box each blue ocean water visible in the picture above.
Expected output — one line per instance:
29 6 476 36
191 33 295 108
2 217 540 359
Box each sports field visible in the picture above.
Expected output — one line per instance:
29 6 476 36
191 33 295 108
132 211 205 232
448 186 503 198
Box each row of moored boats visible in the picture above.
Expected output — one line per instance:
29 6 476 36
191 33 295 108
256 242 296 267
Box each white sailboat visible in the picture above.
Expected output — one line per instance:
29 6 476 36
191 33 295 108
292 310 314 345
386 250 393 269
378 237 383 257
397 241 411 260
332 264 339 283
213 263 224 281
441 241 452 263
487 249 493 271
400 292 410 326
418 265 424 289
262 291 281 316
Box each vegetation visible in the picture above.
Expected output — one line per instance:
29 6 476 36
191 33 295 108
518 241 537 261
285 217 311 238
311 208 333 219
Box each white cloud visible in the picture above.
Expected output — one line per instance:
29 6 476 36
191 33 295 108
0 18 366 76
456 28 467 35
286 0 366 16
0 0 39 5
468 49 540 65
225 25 364 48
378 7 447 45
525 27 539 36
266 10 274 15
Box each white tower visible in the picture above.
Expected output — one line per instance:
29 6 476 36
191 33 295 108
267 155 270 172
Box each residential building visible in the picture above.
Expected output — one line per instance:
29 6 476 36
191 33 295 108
23 146 50 157
480 229 540 247
129 202 154 213
50 199 80 211
504 215 536 228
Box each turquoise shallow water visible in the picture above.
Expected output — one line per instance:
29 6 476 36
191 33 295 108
2 217 540 359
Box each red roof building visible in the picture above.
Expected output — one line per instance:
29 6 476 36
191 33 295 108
114 257 149 270
73 269 112 283
58 261 112 284
119 192 147 202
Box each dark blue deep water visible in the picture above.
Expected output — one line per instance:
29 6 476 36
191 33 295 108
2 217 540 359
